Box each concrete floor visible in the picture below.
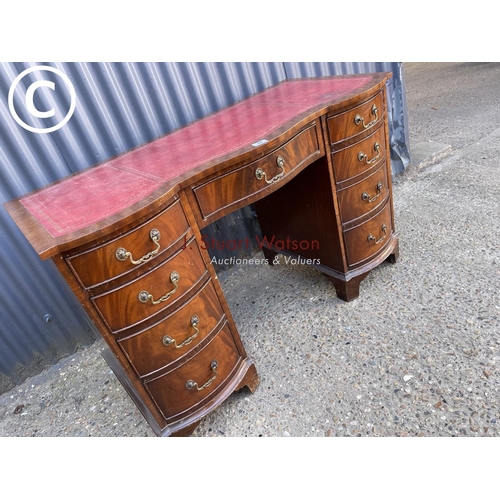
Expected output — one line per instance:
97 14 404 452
1 62 499 437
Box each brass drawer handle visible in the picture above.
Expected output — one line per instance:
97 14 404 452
367 224 387 245
116 228 161 264
354 104 379 129
186 360 218 391
162 315 200 349
361 182 384 203
357 142 381 165
138 271 179 305
255 155 285 184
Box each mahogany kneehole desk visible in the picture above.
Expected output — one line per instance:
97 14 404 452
5 73 399 436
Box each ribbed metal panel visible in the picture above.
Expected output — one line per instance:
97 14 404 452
0 62 409 393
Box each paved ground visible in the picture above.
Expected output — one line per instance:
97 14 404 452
1 63 499 437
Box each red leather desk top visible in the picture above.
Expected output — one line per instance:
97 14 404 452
20 76 373 238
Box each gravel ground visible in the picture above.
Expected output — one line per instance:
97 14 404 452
1 63 499 438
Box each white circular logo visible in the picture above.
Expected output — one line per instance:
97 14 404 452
8 65 76 134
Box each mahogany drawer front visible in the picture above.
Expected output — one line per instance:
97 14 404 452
328 91 384 144
92 238 207 333
331 126 386 184
343 200 393 267
144 322 241 420
337 163 389 224
192 124 320 219
118 279 224 377
67 199 190 289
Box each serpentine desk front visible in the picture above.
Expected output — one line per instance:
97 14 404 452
5 72 399 436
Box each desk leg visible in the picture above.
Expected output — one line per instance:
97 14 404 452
235 360 260 393
326 272 370 302
261 246 279 265
386 239 399 264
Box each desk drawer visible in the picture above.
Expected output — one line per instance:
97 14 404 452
118 279 224 377
332 126 386 184
144 323 241 420
67 199 189 289
92 238 207 333
343 200 393 267
328 91 384 144
193 124 320 220
337 163 389 223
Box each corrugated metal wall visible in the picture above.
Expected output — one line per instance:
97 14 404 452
0 62 409 393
